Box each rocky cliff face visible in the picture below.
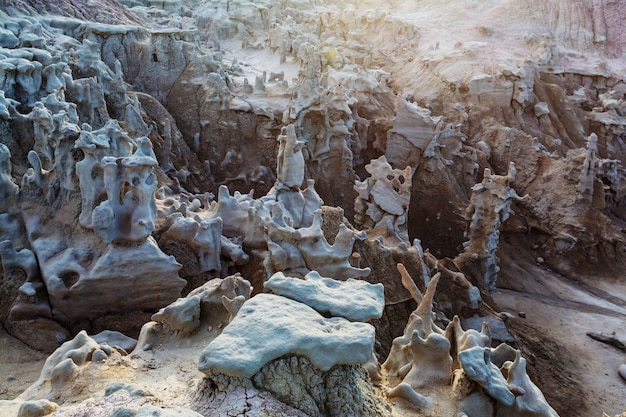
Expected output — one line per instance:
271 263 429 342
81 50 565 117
0 1 625 417
0 0 144 24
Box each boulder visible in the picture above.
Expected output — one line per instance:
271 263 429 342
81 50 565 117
264 271 384 322
198 294 375 378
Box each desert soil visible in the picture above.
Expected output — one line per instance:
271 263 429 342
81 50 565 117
495 244 626 417
0 327 47 401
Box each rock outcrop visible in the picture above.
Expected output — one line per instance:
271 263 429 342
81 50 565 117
2 0 626 416
383 265 559 417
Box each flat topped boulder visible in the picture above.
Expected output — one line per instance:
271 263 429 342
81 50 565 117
198 293 376 378
264 271 384 322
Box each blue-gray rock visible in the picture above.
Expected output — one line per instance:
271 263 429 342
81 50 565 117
198 293 375 378
264 271 384 322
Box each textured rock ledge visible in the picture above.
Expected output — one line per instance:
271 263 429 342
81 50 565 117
264 270 385 322
198 293 376 378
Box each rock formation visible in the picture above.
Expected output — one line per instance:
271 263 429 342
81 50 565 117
1 0 626 416
354 155 412 243
383 265 558 417
198 293 376 378
456 162 530 293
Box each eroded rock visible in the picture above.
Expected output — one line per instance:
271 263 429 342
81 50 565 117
199 293 376 378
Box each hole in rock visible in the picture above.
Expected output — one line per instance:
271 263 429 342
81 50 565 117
71 148 84 162
59 271 80 289
120 181 133 204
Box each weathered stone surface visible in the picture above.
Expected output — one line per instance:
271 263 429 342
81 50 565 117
264 271 384 322
354 155 412 243
383 266 558 416
462 314 515 343
198 294 376 378
265 208 371 279
17 399 59 417
91 330 136 353
459 346 515 406
618 364 626 382
252 355 391 417
192 373 310 417
18 331 125 402
4 317 70 352
1 0 143 24
1 0 625 416
456 163 529 293
497 351 559 417
44 239 185 322
148 274 252 337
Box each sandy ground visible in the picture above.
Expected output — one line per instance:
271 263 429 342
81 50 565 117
494 243 626 417
0 327 47 401
495 288 626 416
